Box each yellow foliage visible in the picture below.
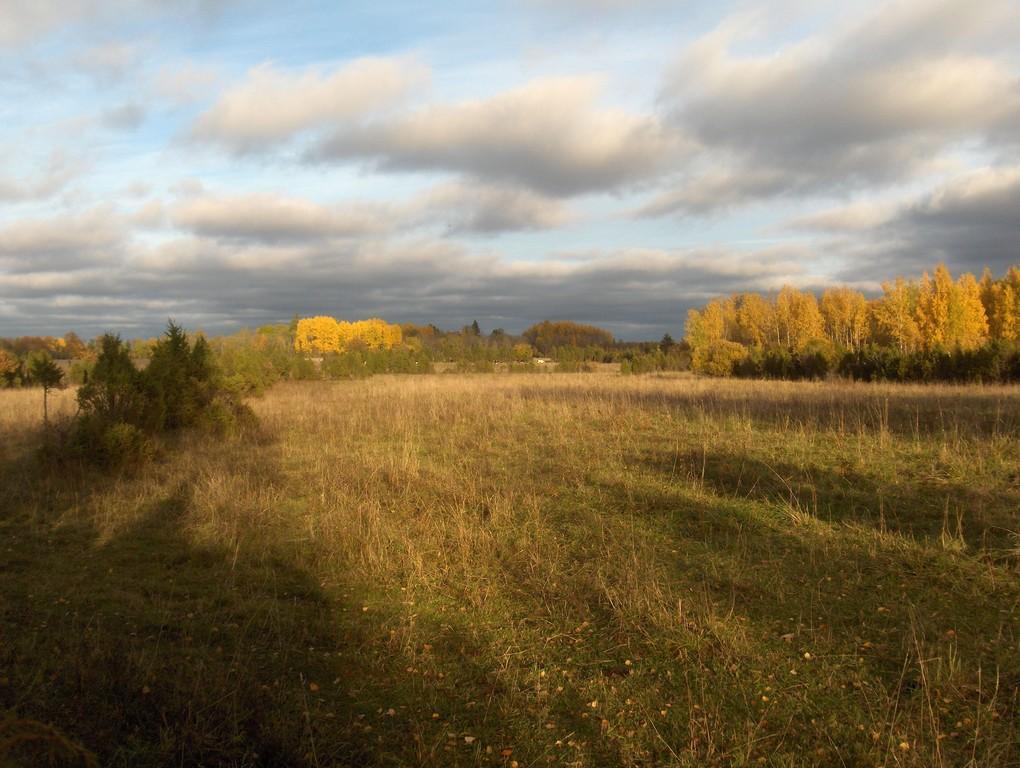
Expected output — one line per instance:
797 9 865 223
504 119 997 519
735 293 776 346
873 278 923 352
821 287 869 349
294 316 341 354
981 267 1019 342
913 265 988 350
776 286 825 350
691 339 746 376
950 272 988 350
685 264 1011 356
0 349 17 378
294 316 403 353
512 343 535 362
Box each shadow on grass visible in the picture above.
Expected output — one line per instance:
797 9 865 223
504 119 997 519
0 432 619 767
588 469 1020 689
518 382 1020 441
640 448 1020 554
1 457 354 765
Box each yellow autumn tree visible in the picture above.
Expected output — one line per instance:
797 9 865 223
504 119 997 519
915 266 954 347
775 286 825 349
735 292 777 347
948 272 988 350
0 348 18 385
873 278 922 352
512 342 535 362
914 265 988 350
349 318 402 349
295 316 403 353
295 316 342 354
820 287 870 349
684 301 725 349
981 268 1019 341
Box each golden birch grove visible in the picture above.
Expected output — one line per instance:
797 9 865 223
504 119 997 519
295 316 403 353
685 264 1016 357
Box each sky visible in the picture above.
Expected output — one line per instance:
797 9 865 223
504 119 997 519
0 0 1018 340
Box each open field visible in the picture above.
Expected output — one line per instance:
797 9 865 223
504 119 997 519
1 374 1018 767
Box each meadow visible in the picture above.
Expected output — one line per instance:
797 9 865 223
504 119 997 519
1 374 1018 767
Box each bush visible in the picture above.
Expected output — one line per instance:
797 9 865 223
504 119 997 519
199 397 257 437
68 359 95 385
62 322 251 468
68 416 152 468
142 323 215 430
692 340 746 376
834 342 1020 383
76 335 147 425
321 352 370 380
321 348 433 379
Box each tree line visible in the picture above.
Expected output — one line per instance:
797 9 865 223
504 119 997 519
684 265 1020 381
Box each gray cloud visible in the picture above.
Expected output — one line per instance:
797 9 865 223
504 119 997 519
167 193 395 242
878 167 1020 275
793 166 1020 279
102 102 146 131
651 0 1020 214
0 208 123 274
308 77 680 196
637 165 790 216
415 181 573 234
0 229 811 338
143 182 572 245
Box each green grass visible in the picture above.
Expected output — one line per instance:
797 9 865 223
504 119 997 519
1 375 1017 766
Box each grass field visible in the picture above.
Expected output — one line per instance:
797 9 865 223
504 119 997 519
1 374 1018 767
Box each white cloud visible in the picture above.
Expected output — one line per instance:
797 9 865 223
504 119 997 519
653 0 1020 213
0 153 78 202
310 76 679 196
151 61 221 104
73 40 141 83
0 0 236 46
191 57 429 151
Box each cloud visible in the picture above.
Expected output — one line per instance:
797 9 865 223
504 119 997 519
416 181 573 234
151 61 221 104
0 224 817 337
0 208 123 273
0 0 236 46
73 40 141 83
877 166 1020 274
167 193 395 242
0 153 78 202
637 166 790 216
791 166 1020 279
191 57 429 152
152 180 570 244
309 77 679 196
102 102 146 131
652 0 1020 214
787 200 899 232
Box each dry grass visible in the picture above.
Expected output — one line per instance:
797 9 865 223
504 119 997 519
1 373 1018 766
